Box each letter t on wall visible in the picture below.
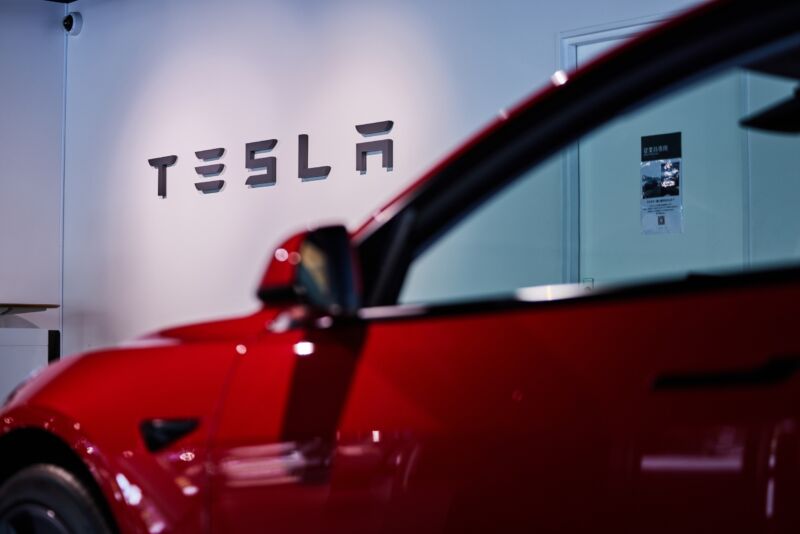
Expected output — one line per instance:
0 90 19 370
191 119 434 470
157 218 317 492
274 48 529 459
148 155 178 198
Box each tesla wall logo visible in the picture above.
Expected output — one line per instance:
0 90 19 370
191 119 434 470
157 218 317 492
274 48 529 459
147 120 394 198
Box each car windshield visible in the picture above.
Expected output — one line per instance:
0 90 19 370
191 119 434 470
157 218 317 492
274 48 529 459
398 38 800 306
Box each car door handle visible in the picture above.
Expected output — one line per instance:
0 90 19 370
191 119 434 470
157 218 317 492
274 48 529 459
653 356 800 391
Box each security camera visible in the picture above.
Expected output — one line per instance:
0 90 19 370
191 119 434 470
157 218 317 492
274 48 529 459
63 12 83 36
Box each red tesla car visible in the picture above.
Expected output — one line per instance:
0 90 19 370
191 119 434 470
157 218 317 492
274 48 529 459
3 1 800 532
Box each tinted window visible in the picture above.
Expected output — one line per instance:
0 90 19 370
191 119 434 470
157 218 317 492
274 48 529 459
399 53 800 305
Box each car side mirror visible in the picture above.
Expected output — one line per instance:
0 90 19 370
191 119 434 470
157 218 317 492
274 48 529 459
257 225 361 316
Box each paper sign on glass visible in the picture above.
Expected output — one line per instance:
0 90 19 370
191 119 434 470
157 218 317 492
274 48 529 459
640 132 683 234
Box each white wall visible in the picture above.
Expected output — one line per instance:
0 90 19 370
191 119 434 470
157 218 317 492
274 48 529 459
62 0 700 355
0 1 65 332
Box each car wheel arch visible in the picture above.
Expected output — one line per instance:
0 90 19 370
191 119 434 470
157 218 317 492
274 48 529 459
0 427 119 533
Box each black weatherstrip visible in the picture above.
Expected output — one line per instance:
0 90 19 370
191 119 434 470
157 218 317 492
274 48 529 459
654 357 800 391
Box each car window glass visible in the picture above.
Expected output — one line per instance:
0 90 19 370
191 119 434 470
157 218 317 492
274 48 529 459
399 57 800 306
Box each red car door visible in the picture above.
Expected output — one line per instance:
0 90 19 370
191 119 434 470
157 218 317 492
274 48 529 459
208 282 800 533
322 279 800 533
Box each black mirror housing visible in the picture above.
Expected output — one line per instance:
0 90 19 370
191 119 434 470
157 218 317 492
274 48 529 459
257 225 361 316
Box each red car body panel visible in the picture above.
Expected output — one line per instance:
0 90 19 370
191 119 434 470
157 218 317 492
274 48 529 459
3 1 800 532
6 279 800 532
334 284 800 532
3 341 243 533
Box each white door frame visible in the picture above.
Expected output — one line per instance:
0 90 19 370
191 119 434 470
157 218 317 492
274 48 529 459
557 14 673 283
